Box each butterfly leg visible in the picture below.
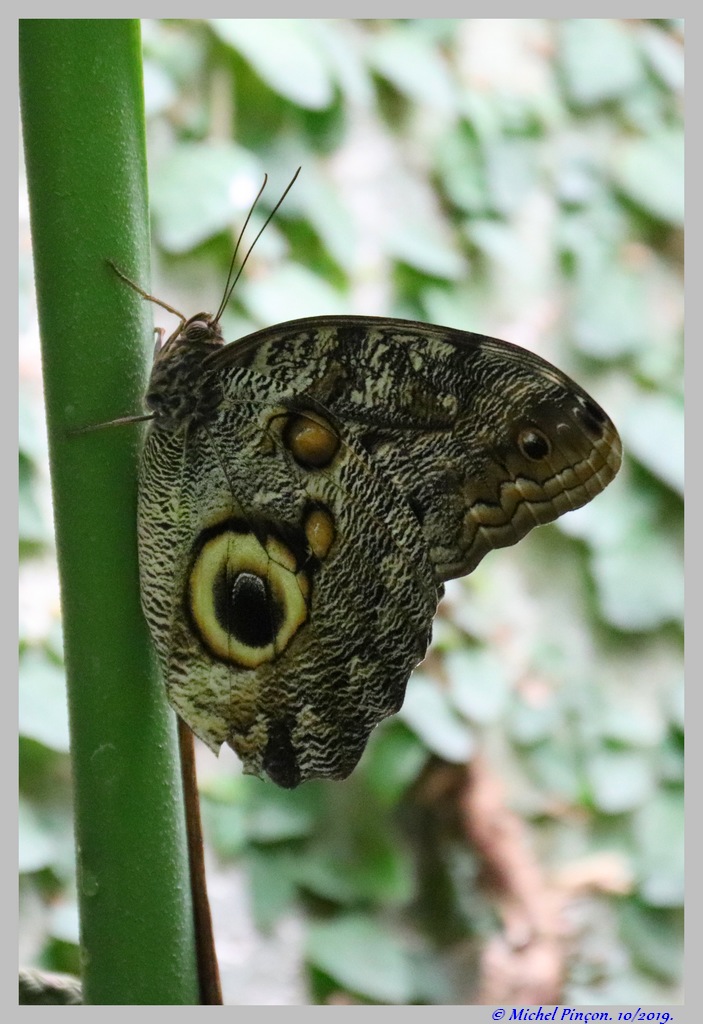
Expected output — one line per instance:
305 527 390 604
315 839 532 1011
106 259 188 323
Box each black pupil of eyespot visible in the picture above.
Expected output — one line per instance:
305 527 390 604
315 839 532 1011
214 569 279 648
575 399 607 438
520 430 550 460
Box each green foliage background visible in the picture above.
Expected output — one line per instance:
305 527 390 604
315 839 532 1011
20 19 683 1004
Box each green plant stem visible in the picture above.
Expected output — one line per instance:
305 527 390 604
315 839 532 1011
20 19 200 1004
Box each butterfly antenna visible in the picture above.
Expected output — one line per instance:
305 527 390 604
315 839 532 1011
214 173 269 324
215 166 301 322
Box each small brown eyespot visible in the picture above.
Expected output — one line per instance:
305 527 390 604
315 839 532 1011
304 506 336 560
283 412 340 469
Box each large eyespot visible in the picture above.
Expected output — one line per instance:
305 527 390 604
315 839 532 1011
517 427 552 461
282 411 340 469
188 525 310 668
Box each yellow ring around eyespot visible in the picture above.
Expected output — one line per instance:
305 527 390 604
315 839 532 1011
188 530 310 668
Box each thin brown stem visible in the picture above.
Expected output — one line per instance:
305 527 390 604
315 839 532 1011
459 756 565 1005
178 719 223 1005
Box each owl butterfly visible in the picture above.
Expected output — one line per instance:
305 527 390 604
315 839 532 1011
129 172 621 789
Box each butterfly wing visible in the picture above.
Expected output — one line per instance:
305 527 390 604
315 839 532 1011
140 315 621 786
216 316 622 580
139 361 440 785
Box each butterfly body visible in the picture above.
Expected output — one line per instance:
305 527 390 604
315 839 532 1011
138 313 621 787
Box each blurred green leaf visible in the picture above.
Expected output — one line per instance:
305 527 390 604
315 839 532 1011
557 477 646 550
19 799 65 874
522 738 582 803
293 853 361 905
294 829 414 907
558 20 643 107
619 902 683 981
305 915 415 1003
465 217 524 272
19 398 52 549
289 166 357 273
19 245 35 332
619 77 674 134
49 901 81 945
366 27 457 113
19 650 70 753
211 19 335 110
19 459 51 549
570 261 653 359
598 687 665 748
657 734 684 786
142 58 177 117
633 789 684 907
246 848 298 930
400 673 473 763
559 199 631 278
150 141 261 252
387 214 465 281
369 163 468 286
19 395 48 466
586 748 656 813
200 798 247 860
445 649 509 724
639 25 684 91
666 677 684 732
507 695 562 747
308 22 373 107
141 18 207 90
245 782 318 844
592 530 683 632
612 129 684 226
240 263 349 323
482 136 539 217
620 392 684 494
564 476 683 632
435 128 488 215
421 283 485 334
363 723 429 806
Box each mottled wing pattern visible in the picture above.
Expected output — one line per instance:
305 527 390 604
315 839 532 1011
219 317 622 579
139 359 440 786
139 315 621 786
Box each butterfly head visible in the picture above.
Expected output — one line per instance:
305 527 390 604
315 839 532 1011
154 312 225 361
145 314 227 429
